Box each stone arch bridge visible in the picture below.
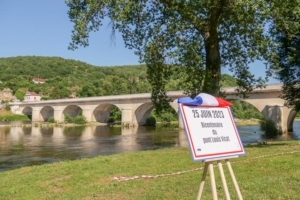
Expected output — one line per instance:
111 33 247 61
9 84 295 134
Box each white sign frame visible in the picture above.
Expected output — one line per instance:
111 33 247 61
179 104 245 162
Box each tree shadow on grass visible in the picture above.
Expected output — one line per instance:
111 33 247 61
244 142 290 148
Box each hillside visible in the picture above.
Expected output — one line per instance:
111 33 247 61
0 56 237 100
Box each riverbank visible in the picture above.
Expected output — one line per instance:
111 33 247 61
0 119 257 128
234 118 260 126
0 141 299 200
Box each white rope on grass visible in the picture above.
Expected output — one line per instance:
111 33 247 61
113 150 300 182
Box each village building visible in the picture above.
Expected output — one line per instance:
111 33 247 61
32 78 46 84
24 92 41 102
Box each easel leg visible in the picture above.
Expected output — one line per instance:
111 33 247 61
209 162 218 200
225 159 243 200
196 162 209 200
217 161 230 200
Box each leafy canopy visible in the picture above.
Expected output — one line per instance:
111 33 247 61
273 1 300 111
66 0 299 111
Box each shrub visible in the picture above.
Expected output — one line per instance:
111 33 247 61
260 119 279 138
107 117 115 123
64 114 87 124
73 115 87 124
5 104 10 111
64 114 74 123
145 116 156 126
15 90 25 101
109 107 121 121
47 117 55 123
151 107 177 123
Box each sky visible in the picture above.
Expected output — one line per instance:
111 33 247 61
0 0 279 83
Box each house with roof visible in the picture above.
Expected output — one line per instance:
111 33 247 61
32 78 46 84
24 92 41 102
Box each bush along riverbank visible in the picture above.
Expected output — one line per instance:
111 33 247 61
0 141 299 200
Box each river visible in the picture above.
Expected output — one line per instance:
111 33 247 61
1 121 300 172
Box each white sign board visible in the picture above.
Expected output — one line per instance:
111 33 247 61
179 104 245 162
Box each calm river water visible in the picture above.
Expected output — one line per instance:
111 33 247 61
1 121 300 172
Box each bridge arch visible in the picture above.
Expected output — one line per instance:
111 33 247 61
92 103 121 123
22 107 32 120
62 105 83 122
135 102 178 125
40 106 54 122
226 97 262 113
287 109 297 132
135 102 154 125
228 99 264 120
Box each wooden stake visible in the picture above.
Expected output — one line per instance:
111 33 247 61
217 161 230 200
209 162 218 200
196 158 243 200
225 159 243 200
197 162 209 200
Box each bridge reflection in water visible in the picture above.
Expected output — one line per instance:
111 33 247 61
0 125 188 172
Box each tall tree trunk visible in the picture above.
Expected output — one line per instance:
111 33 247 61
202 1 224 96
202 28 221 96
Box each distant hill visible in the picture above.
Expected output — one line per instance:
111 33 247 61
0 56 237 100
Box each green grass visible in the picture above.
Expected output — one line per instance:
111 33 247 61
0 141 300 199
0 114 30 121
0 109 30 121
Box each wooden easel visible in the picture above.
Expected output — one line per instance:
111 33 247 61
197 156 243 200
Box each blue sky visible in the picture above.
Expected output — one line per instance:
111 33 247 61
0 0 278 83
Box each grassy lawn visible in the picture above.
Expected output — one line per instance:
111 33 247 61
0 141 300 200
0 108 30 121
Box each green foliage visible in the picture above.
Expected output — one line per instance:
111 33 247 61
221 74 238 87
0 114 30 121
73 115 87 124
260 119 279 138
230 100 264 120
107 118 115 124
145 116 156 126
67 0 296 109
5 104 10 111
15 90 25 101
0 56 152 99
64 114 74 124
0 56 239 103
275 22 300 111
64 114 87 124
151 107 178 123
109 107 121 121
47 117 55 123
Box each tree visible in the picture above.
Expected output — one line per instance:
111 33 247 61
79 84 96 97
274 9 300 111
276 30 300 110
65 1 298 111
